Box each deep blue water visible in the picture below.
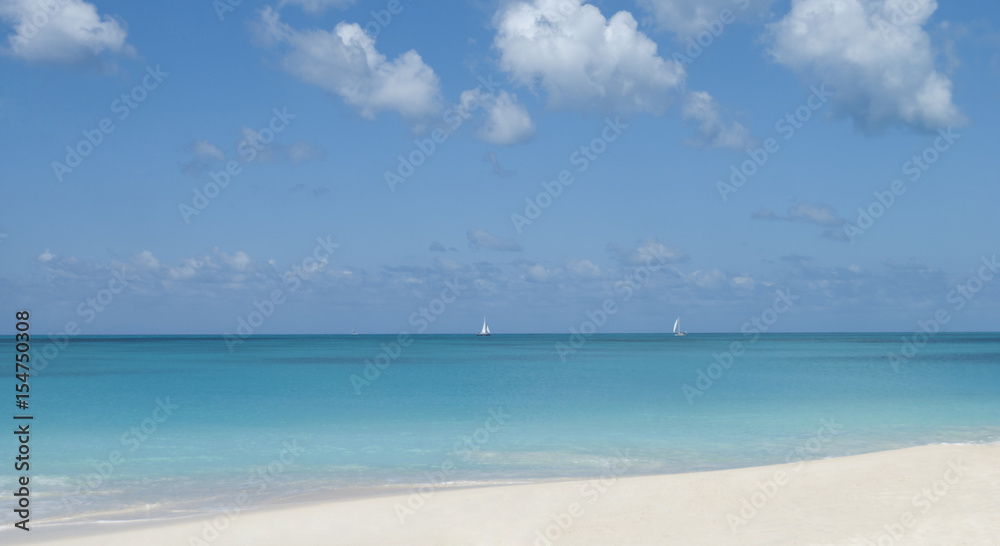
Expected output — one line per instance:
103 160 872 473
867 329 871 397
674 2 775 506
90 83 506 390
1 333 998 524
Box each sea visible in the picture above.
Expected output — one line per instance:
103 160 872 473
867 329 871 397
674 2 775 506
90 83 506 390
1 333 998 528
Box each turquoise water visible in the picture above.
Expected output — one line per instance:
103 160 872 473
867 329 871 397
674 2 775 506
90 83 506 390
1 333 999 525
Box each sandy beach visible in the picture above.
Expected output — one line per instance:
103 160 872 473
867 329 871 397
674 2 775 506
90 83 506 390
10 443 998 545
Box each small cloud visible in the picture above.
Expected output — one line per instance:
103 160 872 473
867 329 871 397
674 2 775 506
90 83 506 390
461 89 535 145
253 7 442 122
467 229 522 252
681 91 755 150
279 0 357 15
38 249 55 262
429 242 447 252
191 140 225 160
133 250 160 269
288 140 326 163
218 249 252 270
607 238 687 265
780 254 814 264
752 202 849 241
566 259 601 278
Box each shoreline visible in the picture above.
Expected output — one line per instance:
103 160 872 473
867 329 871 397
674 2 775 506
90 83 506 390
7 443 999 545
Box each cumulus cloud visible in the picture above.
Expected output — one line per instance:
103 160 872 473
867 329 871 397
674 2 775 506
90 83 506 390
607 238 688 265
467 229 522 252
279 0 356 15
191 140 225 160
681 91 754 149
461 89 535 145
492 0 686 113
37 248 54 262
752 203 849 240
767 0 964 132
1 0 134 67
180 131 324 175
133 250 160 269
254 7 441 121
639 0 776 37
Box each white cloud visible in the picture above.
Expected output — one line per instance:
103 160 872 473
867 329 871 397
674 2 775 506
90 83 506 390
191 140 224 160
167 258 204 280
461 89 535 145
219 249 252 271
467 229 522 252
37 248 54 262
287 140 326 162
752 202 850 241
681 91 754 149
133 250 160 269
254 7 442 121
279 0 356 15
1 0 133 67
639 0 775 37
567 259 601 278
730 275 755 290
607 238 687 265
525 264 550 282
493 0 686 113
767 0 964 131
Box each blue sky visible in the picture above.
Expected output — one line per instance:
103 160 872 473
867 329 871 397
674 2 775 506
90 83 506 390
1 0 998 335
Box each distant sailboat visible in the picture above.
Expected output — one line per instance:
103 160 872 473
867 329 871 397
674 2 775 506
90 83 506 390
350 324 359 335
477 317 491 337
673 317 686 336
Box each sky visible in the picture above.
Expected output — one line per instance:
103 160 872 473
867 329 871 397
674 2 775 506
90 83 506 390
1 0 999 335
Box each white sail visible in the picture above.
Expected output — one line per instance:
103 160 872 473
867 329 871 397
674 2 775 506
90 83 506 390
486 325 490 334
480 317 488 335
673 317 680 334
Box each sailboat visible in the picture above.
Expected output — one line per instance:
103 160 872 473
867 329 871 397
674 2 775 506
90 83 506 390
673 317 686 336
477 317 491 337
350 324 359 336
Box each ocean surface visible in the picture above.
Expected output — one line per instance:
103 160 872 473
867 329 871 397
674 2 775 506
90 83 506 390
1 333 999 527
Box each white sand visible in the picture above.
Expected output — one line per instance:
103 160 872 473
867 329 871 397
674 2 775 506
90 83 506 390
9 444 999 545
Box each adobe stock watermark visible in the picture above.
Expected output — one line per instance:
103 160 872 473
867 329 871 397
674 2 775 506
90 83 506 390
6 0 71 53
872 0 927 42
511 116 628 233
59 398 179 511
555 245 672 362
51 65 169 182
532 450 631 546
179 107 297 224
887 253 996 371
683 289 797 404
394 407 510 523
727 417 842 532
224 235 339 351
842 128 959 242
187 439 306 545
29 267 140 376
385 75 501 192
849 460 965 546
671 0 750 65
717 84 833 201
350 278 466 394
